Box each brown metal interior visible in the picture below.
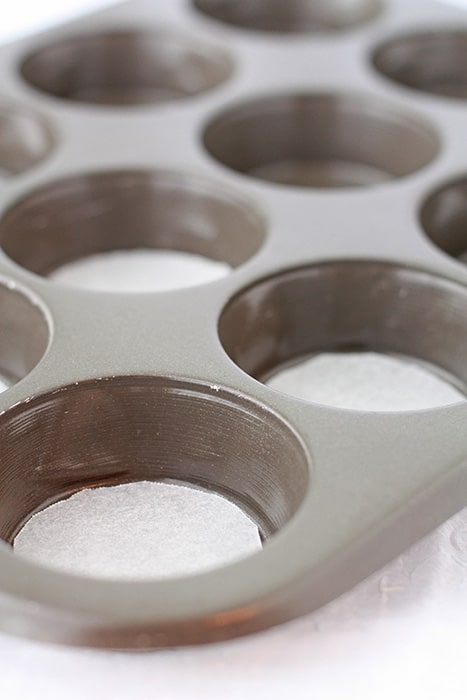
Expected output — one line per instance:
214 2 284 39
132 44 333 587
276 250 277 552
20 30 233 106
0 284 49 386
192 0 383 33
0 377 309 547
0 106 53 176
0 170 266 276
421 177 467 260
372 31 467 99
203 94 439 188
219 262 467 393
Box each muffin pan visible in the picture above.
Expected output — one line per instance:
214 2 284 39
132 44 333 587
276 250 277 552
1 0 467 649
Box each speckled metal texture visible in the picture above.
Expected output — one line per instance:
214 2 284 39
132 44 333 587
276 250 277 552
1 0 467 649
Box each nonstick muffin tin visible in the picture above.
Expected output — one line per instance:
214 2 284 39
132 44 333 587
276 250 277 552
1 0 467 649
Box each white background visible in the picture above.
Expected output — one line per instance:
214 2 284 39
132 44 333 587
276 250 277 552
2 1 467 699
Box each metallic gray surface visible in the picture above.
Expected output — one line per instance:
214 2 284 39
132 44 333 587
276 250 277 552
0 0 466 649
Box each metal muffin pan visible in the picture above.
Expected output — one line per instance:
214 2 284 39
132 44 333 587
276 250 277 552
1 0 467 649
